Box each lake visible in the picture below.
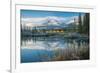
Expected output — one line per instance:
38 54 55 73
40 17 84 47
21 36 89 63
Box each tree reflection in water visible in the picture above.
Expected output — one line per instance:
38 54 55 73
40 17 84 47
21 36 89 63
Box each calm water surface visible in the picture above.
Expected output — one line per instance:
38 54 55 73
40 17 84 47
21 36 89 63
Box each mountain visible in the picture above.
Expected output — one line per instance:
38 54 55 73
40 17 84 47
21 16 79 29
42 16 67 26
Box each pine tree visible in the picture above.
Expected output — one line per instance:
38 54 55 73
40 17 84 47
83 13 90 35
78 13 82 33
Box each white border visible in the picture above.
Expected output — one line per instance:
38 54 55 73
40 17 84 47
11 4 96 73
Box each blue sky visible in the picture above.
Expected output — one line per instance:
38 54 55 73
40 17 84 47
21 9 85 18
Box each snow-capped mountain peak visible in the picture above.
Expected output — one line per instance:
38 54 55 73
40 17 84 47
21 16 79 28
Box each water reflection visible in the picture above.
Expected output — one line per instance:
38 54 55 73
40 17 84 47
21 36 89 63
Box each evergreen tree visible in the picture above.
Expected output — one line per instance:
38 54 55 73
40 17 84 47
83 13 90 35
78 13 82 33
78 13 89 35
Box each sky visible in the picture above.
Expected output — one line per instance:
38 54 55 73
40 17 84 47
21 9 85 18
21 9 85 27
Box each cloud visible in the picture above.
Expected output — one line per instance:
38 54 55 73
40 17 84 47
21 41 46 50
21 16 79 27
21 17 46 27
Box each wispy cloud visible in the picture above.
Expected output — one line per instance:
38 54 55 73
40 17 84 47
21 16 79 27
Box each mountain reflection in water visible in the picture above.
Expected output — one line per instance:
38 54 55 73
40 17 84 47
21 36 89 63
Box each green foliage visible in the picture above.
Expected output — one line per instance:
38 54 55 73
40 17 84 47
78 13 83 33
78 13 90 35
